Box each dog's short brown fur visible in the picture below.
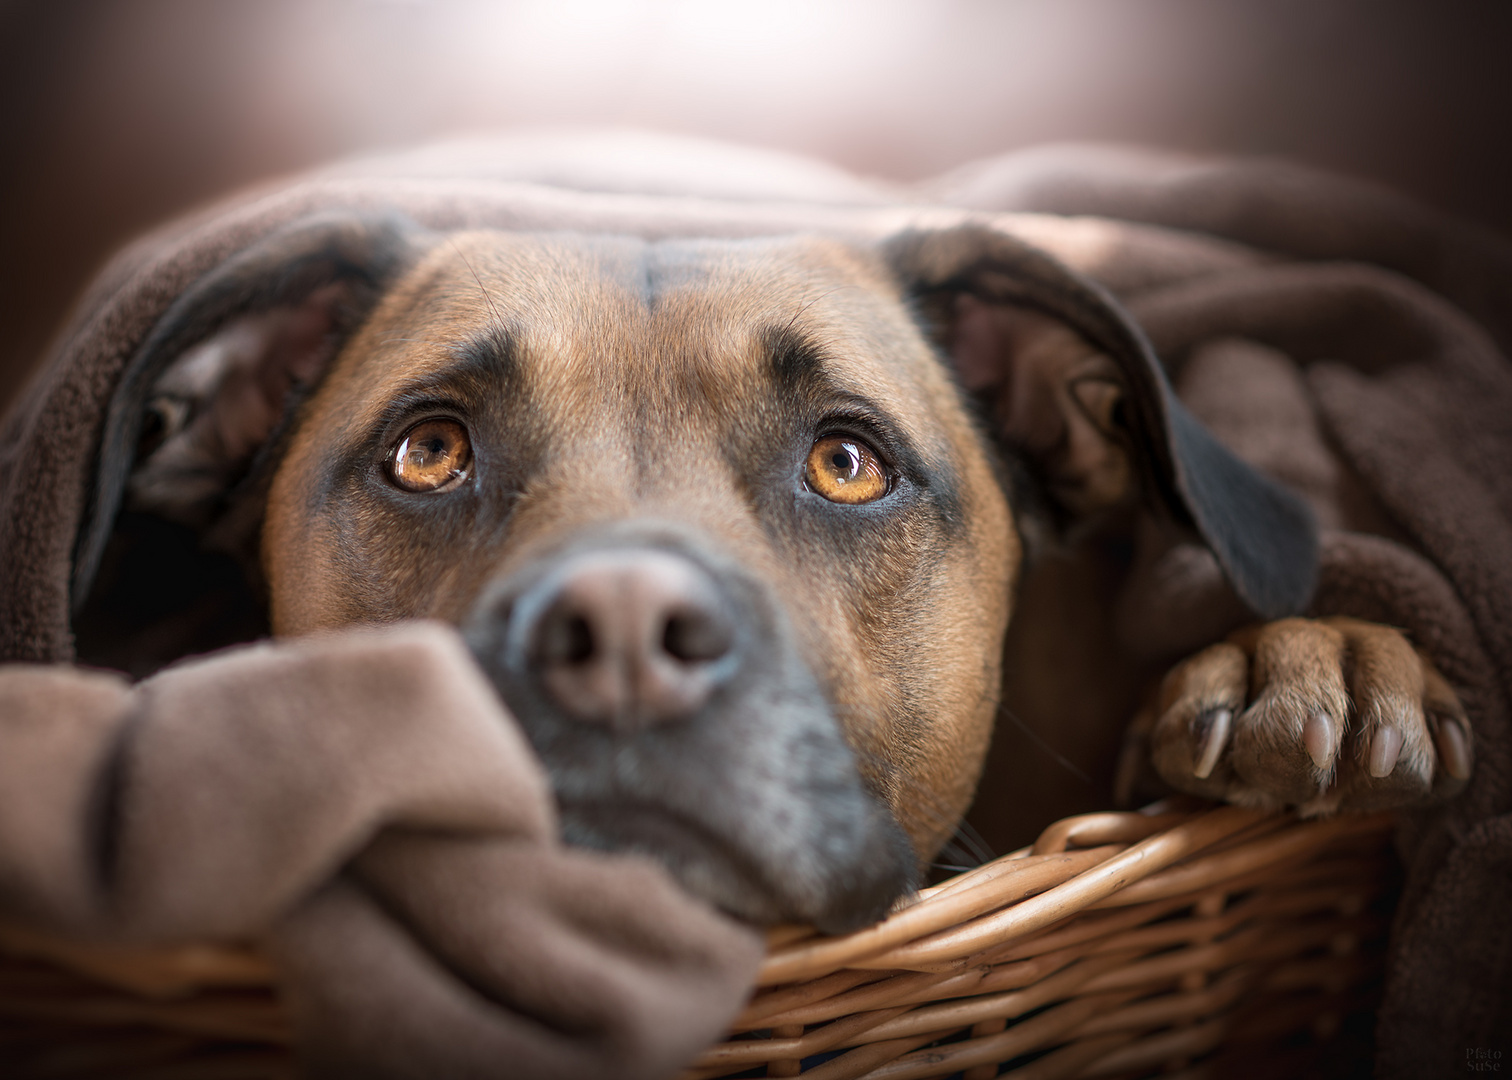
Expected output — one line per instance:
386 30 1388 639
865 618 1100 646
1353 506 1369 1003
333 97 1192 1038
97 213 1473 932
265 233 1015 906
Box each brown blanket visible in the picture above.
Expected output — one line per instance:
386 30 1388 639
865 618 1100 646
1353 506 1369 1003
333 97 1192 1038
932 145 1512 1076
1 133 1508 1077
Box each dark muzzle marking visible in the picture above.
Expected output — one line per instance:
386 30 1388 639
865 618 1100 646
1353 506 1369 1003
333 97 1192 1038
461 525 917 932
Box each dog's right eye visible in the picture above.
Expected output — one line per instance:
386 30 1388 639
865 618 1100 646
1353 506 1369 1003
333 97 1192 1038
387 418 472 492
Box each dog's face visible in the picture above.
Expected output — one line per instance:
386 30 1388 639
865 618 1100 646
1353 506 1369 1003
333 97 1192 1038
94 211 1312 933
261 232 1015 930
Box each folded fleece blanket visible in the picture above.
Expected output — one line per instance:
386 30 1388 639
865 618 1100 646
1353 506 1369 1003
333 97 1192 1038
1 131 1509 1077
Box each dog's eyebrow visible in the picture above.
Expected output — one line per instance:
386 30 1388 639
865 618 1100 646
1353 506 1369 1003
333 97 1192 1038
446 324 519 384
764 324 834 392
365 326 519 426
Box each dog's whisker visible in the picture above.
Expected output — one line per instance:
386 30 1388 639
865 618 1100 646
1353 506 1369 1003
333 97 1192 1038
949 818 996 865
780 284 855 336
847 752 998 870
934 838 981 870
449 238 508 333
996 705 1096 786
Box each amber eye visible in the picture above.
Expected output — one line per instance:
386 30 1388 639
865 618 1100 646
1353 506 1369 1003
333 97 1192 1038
387 419 472 493
805 434 891 505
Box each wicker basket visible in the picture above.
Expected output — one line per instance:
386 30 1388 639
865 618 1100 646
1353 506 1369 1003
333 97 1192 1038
0 801 1395 1079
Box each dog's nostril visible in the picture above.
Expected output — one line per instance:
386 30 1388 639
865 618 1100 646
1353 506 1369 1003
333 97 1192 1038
663 608 732 663
537 611 595 665
513 549 741 731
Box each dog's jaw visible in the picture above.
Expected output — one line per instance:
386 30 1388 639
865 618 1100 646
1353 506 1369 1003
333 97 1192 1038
463 524 918 933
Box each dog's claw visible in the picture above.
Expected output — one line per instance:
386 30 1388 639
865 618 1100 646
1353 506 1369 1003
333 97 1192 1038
1434 715 1472 780
1192 707 1231 780
1368 724 1403 778
1156 619 1472 810
1302 712 1335 772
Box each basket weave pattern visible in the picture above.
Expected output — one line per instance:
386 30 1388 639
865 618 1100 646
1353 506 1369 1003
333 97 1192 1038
0 804 1393 1079
687 802 1393 1079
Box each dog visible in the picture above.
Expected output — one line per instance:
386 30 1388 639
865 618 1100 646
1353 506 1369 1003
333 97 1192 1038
72 208 1473 935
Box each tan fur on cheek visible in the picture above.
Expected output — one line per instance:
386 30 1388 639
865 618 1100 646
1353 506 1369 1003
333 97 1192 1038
887 474 1017 861
264 451 340 636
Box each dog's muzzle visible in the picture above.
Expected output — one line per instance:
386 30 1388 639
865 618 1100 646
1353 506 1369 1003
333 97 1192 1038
464 525 915 933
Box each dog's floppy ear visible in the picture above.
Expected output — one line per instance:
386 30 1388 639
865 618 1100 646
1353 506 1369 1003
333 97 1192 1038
74 211 427 612
886 223 1317 620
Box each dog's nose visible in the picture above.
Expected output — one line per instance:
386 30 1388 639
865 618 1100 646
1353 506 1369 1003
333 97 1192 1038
517 550 737 730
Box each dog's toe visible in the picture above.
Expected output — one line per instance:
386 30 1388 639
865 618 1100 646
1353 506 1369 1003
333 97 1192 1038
1229 619 1351 808
1148 640 1249 801
1318 618 1433 812
1147 617 1471 813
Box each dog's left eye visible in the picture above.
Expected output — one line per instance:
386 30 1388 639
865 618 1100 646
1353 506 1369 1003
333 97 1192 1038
805 434 891 504
387 418 472 492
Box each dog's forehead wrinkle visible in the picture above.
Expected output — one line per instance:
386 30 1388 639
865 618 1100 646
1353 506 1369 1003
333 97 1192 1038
406 233 925 442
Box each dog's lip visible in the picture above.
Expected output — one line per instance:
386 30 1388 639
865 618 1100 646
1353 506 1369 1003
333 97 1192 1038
557 798 758 873
557 797 780 912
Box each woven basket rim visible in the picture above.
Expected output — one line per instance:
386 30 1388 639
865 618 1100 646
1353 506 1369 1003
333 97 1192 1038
0 800 1396 1080
684 802 1393 1078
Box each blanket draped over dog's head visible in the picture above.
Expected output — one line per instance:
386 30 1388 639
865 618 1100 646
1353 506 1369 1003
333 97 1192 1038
2 132 1510 1076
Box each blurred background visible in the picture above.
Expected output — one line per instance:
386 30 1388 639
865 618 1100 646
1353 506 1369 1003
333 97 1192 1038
3 0 1511 412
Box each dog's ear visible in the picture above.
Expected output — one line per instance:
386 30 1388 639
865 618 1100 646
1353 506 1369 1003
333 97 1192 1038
885 224 1317 620
74 211 427 614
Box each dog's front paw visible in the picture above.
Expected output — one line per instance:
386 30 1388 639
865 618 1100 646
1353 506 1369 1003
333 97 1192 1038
1147 617 1472 814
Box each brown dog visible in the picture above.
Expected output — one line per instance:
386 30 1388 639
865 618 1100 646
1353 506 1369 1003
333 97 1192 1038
77 211 1473 933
